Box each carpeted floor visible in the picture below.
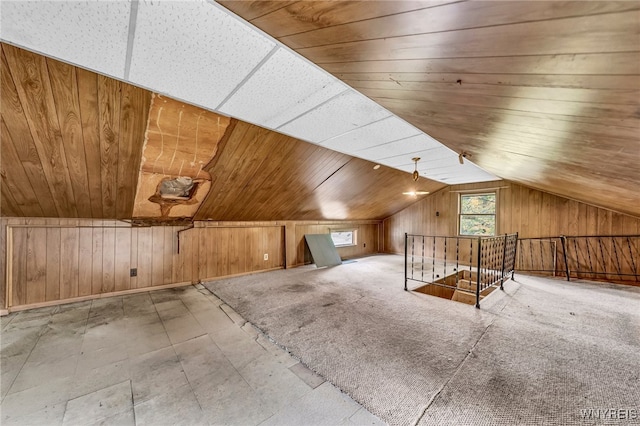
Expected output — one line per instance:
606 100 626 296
204 255 640 426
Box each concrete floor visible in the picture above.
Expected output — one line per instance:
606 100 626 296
0 285 383 425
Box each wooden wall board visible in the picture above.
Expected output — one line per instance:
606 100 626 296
383 180 640 256
2 219 194 310
195 120 446 221
273 1 638 49
218 1 640 218
0 44 151 219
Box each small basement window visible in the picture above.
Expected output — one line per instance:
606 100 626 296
459 193 496 236
330 230 357 247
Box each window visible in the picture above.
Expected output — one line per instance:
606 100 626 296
330 230 356 247
459 193 496 236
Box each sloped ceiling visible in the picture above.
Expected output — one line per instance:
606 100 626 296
0 44 445 220
219 0 640 217
1 1 638 218
1 44 150 218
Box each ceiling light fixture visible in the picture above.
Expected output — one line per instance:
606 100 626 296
411 157 420 181
459 151 471 164
403 190 430 197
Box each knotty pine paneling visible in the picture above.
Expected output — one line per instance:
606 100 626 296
0 44 150 219
219 1 640 218
383 181 640 255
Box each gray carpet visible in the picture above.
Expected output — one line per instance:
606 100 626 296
204 255 640 426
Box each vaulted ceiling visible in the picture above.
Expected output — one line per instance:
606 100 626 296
0 44 443 220
219 0 640 217
1 1 639 219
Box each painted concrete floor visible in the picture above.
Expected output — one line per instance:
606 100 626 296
0 285 384 426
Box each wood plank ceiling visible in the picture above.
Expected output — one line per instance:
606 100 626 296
1 43 445 221
1 43 151 218
196 120 445 221
219 1 640 218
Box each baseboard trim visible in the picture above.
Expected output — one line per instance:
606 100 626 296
7 281 193 313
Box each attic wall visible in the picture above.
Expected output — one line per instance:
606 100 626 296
1 218 191 312
289 221 379 266
383 180 640 254
1 218 380 312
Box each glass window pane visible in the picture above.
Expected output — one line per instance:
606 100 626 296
331 231 354 247
461 194 496 214
460 215 496 236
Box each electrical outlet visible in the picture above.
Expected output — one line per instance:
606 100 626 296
130 268 137 277
264 253 268 261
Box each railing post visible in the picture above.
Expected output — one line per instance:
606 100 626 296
560 235 570 281
500 234 508 290
476 237 482 309
512 232 518 281
404 233 408 291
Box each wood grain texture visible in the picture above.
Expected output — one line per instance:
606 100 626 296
383 180 640 255
292 221 380 266
117 83 151 218
2 44 77 217
132 95 230 219
0 44 151 219
195 120 446 221
2 219 194 309
219 1 640 217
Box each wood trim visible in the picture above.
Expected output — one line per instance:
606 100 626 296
5 225 13 309
6 280 193 313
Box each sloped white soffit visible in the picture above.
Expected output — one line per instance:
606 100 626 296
0 0 497 185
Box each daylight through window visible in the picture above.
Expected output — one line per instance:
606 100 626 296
459 193 496 236
331 230 356 247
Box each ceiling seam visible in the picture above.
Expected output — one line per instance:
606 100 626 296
351 132 424 153
311 159 352 192
124 0 139 80
274 87 351 131
295 8 640 50
317 113 394 145
215 45 280 111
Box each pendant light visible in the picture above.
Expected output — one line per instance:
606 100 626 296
412 157 420 181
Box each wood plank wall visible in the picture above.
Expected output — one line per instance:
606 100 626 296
290 221 379 266
1 218 380 311
179 223 285 282
383 180 640 254
2 218 188 310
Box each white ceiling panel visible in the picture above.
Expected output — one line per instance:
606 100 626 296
356 133 442 160
0 0 131 78
278 90 391 143
219 48 348 129
321 115 422 153
129 0 275 109
2 0 499 187
393 160 498 184
378 147 456 168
